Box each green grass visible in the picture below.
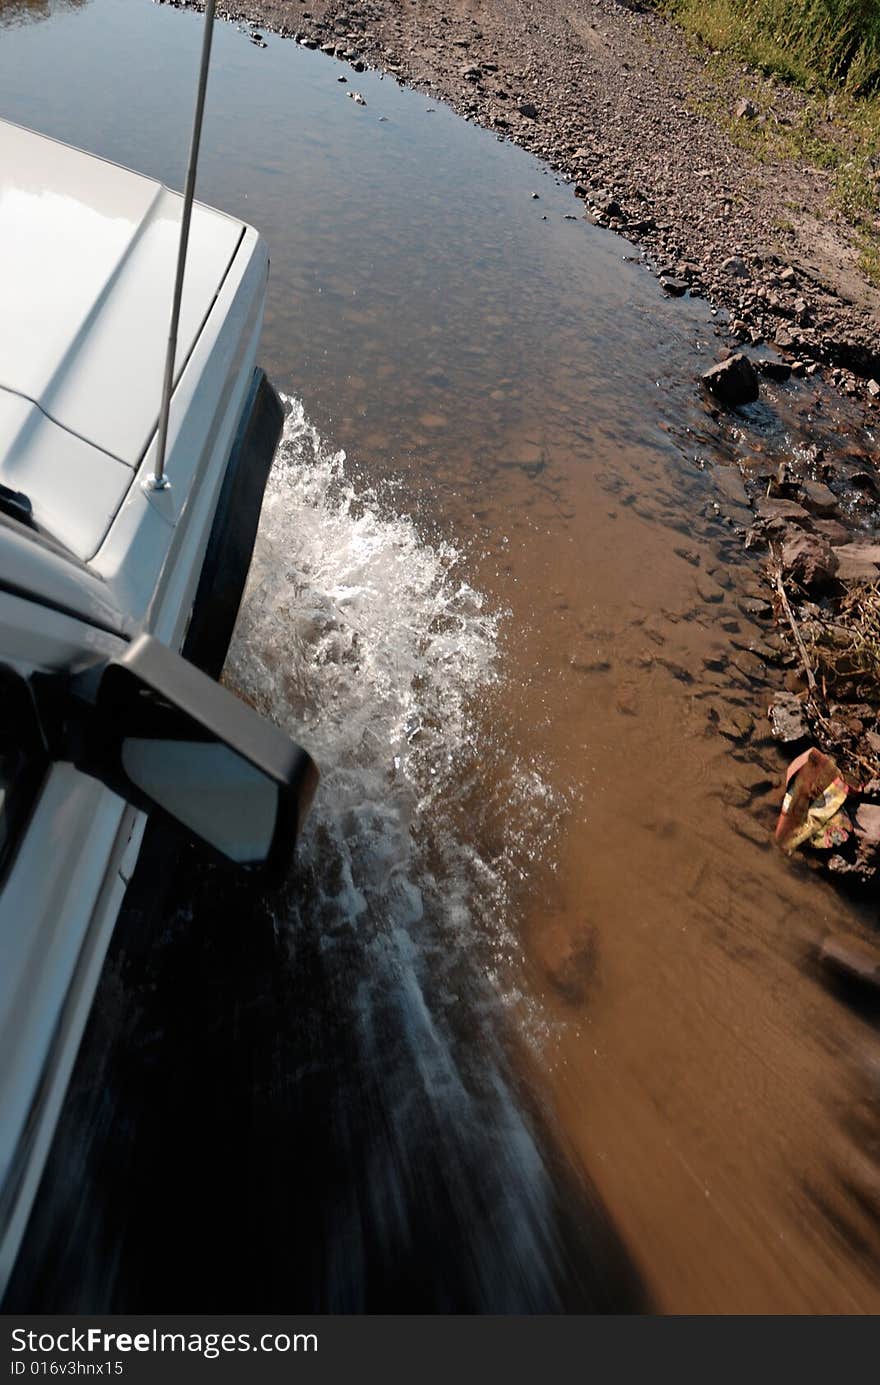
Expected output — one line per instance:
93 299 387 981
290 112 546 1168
659 1 880 95
659 1 880 283
859 229 880 284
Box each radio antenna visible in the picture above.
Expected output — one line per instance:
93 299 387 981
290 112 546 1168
147 0 217 491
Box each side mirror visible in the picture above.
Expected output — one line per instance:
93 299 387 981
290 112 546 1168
68 634 318 877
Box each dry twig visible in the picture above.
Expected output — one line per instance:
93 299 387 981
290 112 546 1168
771 551 816 693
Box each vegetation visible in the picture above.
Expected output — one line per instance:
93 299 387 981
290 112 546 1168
800 582 880 780
659 1 880 95
659 1 880 281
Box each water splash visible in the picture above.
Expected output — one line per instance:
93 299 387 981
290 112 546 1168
229 399 497 776
222 400 583 1309
225 396 510 953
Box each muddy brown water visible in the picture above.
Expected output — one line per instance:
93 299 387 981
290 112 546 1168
3 0 880 1313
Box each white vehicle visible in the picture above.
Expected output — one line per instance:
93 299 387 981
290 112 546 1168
0 113 317 1296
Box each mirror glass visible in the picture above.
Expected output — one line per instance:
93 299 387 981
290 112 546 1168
121 737 279 864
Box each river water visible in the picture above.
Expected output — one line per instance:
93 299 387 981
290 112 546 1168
3 0 880 1313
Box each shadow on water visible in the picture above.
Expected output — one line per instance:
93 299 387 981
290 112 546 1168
6 825 649 1312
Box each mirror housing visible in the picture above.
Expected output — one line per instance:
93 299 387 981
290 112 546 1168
68 634 318 877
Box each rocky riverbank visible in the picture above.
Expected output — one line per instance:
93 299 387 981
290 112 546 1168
168 0 880 390
699 350 880 881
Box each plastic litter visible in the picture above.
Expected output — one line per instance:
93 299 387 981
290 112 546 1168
775 746 852 853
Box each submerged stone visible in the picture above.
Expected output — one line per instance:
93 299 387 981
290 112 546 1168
701 353 759 407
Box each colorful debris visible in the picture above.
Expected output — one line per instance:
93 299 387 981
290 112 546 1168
775 747 852 854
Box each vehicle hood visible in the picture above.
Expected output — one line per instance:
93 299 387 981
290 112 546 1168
0 119 243 469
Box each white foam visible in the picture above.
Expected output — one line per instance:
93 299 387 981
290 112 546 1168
226 396 503 928
224 399 567 1308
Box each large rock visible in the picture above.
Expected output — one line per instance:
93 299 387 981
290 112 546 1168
756 497 813 530
757 357 791 381
800 480 838 516
832 543 880 582
813 517 850 546
781 530 839 591
701 353 759 407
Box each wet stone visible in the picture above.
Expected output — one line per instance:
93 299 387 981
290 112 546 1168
732 650 765 681
812 518 850 547
733 632 783 662
674 545 701 567
696 575 725 604
701 353 759 408
723 782 752 809
737 763 776 793
781 530 838 592
728 807 768 846
832 543 880 582
714 707 754 741
800 481 838 517
757 358 791 382
755 497 813 530
739 596 772 619
769 693 808 742
714 467 749 510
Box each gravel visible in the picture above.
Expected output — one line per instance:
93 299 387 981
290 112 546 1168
166 0 880 400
